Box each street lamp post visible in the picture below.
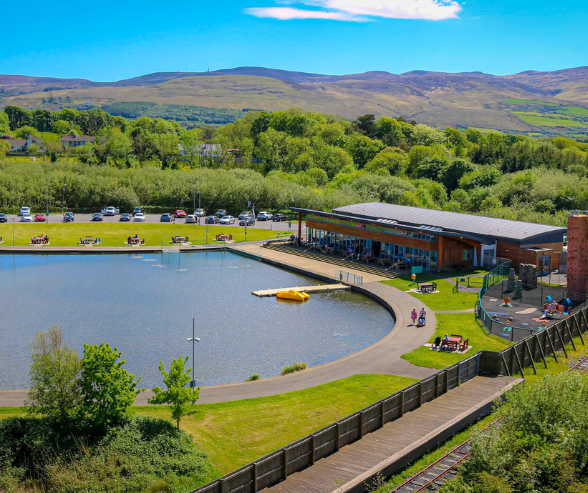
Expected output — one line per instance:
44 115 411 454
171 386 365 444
187 318 200 391
61 183 66 215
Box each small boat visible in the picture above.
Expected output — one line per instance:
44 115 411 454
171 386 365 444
276 290 310 301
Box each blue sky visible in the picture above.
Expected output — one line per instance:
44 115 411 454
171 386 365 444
1 0 586 81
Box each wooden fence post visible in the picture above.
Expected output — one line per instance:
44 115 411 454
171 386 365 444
399 392 405 417
253 463 258 493
546 329 559 363
310 436 315 465
434 373 439 398
513 346 525 379
536 333 548 369
335 423 340 451
564 320 577 351
358 412 364 438
418 383 423 407
283 448 288 480
501 351 511 376
524 340 537 375
573 315 585 345
554 325 568 358
457 362 462 385
380 401 385 428
444 369 449 393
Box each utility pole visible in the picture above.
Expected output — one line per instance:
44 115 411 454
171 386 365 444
187 318 200 394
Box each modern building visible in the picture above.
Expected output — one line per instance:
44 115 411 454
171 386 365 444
291 203 567 272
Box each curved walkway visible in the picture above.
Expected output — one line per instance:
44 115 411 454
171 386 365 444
0 247 437 407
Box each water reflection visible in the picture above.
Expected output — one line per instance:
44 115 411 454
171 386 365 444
0 252 393 389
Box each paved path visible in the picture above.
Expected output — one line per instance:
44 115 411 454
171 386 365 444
436 309 476 313
0 245 437 407
266 376 521 493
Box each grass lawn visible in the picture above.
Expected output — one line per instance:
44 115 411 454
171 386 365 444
0 374 417 475
382 273 479 311
0 223 284 247
141 374 416 474
555 106 588 118
401 313 511 369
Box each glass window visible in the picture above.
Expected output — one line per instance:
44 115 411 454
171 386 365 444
463 249 473 261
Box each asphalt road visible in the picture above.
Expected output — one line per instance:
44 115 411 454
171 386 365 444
1 213 304 232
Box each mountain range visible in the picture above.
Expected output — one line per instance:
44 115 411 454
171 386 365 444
1 66 588 134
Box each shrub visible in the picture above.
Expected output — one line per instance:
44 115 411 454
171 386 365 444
0 416 217 493
245 373 261 381
281 362 307 375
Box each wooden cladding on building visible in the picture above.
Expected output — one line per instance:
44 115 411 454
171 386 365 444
306 219 435 252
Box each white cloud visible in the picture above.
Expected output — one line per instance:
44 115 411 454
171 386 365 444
245 7 364 21
245 0 462 22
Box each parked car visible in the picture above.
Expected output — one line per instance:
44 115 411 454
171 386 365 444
205 215 220 224
132 207 144 216
34 213 46 222
19 207 30 216
220 215 235 224
119 213 131 222
257 211 273 221
194 208 206 217
134 213 145 222
185 215 197 224
92 213 103 221
272 213 287 222
20 214 33 222
215 209 227 218
0 213 7 223
160 213 172 222
102 206 119 216
175 209 187 218
238 211 254 220
63 212 75 222
239 217 255 226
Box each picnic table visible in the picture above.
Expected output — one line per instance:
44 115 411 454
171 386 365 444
30 235 49 245
439 335 467 352
215 234 232 242
418 282 437 293
127 237 144 245
79 236 100 245
171 236 189 244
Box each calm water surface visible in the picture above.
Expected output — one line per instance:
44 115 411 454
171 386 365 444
0 252 393 389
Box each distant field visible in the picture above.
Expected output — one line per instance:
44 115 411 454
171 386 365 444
514 112 588 128
556 106 588 118
467 127 505 134
504 98 557 106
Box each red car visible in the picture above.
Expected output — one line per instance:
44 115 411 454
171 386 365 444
175 210 187 218
34 213 46 222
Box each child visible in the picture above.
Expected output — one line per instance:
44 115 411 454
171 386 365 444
419 307 427 326
411 308 417 326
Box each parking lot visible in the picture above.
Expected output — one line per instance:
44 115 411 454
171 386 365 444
1 213 303 232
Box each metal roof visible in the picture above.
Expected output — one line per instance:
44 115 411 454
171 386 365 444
302 203 567 243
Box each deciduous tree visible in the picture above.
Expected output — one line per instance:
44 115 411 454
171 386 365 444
26 326 82 422
79 342 142 429
149 354 200 429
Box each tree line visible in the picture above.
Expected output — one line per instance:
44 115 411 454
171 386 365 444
2 105 588 225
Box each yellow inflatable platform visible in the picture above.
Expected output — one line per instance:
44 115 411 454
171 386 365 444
276 290 310 301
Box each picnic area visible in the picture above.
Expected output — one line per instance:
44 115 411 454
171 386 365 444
0 223 282 247
29 234 49 245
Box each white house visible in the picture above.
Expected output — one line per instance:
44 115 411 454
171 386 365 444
1 135 45 152
60 135 107 147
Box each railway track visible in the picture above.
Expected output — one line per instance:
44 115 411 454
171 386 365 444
391 353 588 492
390 419 502 492
569 354 588 375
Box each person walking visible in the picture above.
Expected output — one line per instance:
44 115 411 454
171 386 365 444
419 307 427 326
411 308 418 326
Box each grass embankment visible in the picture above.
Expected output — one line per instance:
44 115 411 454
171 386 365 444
143 374 416 474
0 223 283 247
383 271 510 368
0 374 417 475
514 112 588 128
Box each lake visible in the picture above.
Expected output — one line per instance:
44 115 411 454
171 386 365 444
0 252 393 389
